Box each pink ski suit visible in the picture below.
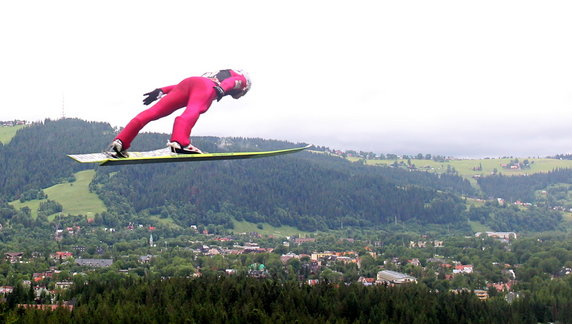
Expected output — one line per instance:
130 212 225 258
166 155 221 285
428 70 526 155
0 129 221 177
115 69 249 150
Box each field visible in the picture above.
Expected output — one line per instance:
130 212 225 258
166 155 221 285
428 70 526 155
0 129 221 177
469 221 493 233
232 219 312 237
10 169 107 219
0 125 25 144
348 156 572 182
147 215 182 230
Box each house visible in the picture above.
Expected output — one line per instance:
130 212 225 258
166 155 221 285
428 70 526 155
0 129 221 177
55 281 73 290
306 279 320 286
1 120 27 127
139 255 155 264
475 231 517 241
33 286 50 299
366 251 377 258
503 269 516 280
376 270 417 285
75 258 113 268
207 248 221 256
451 288 489 300
487 281 513 292
32 272 54 282
557 267 572 277
54 229 64 241
336 256 356 264
30 251 43 259
248 264 268 279
384 257 402 266
357 277 376 286
280 253 298 264
51 251 73 260
453 264 473 274
66 226 80 235
5 252 24 263
474 289 489 300
408 258 421 267
311 252 334 261
409 241 427 248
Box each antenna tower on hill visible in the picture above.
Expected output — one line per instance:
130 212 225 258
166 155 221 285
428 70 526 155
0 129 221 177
61 93 65 119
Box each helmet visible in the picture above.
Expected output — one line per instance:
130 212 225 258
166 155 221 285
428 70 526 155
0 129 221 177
234 69 251 95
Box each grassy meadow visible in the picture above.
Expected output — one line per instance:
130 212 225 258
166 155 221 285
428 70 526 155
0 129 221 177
348 156 572 181
0 125 25 144
147 215 182 230
10 169 106 220
232 219 312 238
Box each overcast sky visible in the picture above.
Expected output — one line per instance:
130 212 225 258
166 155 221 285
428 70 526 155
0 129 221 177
1 1 571 158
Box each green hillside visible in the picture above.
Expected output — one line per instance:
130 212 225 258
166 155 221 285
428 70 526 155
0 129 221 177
355 157 572 179
0 125 25 144
0 119 112 202
0 118 568 234
10 169 106 219
232 219 312 237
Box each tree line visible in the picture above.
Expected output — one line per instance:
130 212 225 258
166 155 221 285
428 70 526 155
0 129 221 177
1 274 571 323
92 150 469 231
477 168 572 204
466 201 563 232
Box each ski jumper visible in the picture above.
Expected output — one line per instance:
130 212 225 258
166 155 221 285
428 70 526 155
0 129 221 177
115 70 249 150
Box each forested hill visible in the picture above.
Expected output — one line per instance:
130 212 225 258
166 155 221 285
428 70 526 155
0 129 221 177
477 169 572 203
0 119 109 198
0 118 564 232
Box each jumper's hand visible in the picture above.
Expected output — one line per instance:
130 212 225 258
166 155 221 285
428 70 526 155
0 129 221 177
142 89 163 105
213 85 225 102
230 89 245 99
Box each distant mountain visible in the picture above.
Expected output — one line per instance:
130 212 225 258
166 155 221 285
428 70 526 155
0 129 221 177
0 118 566 233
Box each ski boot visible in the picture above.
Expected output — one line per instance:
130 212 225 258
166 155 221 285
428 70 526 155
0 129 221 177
167 141 203 154
108 139 129 158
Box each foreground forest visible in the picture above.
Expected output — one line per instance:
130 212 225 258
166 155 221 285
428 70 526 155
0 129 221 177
2 274 572 324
